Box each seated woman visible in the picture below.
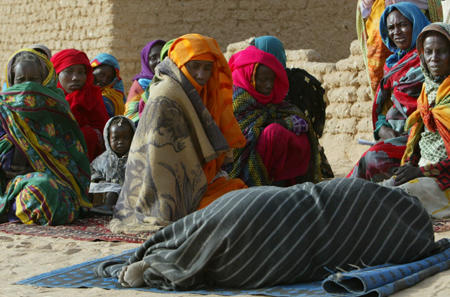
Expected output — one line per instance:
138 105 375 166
356 0 442 96
0 49 91 225
124 40 165 124
91 53 126 117
51 49 109 161
109 34 247 233
386 22 450 218
136 39 176 118
96 177 445 289
251 35 333 178
228 45 319 186
348 2 431 181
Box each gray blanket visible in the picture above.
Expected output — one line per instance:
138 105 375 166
97 178 443 290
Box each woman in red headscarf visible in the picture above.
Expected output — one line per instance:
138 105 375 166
228 46 320 187
51 49 109 161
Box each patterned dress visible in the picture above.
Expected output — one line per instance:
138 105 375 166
0 49 91 225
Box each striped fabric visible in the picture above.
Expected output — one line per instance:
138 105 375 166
97 178 440 290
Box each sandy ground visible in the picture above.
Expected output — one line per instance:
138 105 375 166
1 160 449 296
0 230 448 297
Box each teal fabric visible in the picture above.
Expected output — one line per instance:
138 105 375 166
253 36 287 68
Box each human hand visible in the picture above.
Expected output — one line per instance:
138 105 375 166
393 164 423 186
378 126 398 141
291 115 308 135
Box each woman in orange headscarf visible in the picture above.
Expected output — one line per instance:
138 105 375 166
110 34 247 233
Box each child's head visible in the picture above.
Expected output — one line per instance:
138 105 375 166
93 64 116 87
108 117 134 157
10 52 48 86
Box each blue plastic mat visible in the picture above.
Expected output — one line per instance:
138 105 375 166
16 244 450 297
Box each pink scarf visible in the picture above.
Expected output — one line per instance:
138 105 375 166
228 46 289 105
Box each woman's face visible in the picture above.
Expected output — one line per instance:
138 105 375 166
148 44 163 73
423 32 450 78
185 60 213 86
58 64 87 93
13 60 44 85
93 64 115 87
255 64 275 95
386 10 413 50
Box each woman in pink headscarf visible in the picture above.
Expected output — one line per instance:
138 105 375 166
228 46 320 187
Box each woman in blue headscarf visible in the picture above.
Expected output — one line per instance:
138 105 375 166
91 53 126 117
348 2 430 182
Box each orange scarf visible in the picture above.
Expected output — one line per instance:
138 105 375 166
168 33 246 182
402 76 450 164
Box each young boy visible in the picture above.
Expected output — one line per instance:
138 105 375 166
89 115 135 215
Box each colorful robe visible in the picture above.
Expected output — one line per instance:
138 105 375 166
91 53 126 117
0 50 91 225
230 87 320 186
348 49 424 181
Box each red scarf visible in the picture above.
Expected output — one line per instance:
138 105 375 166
51 49 107 122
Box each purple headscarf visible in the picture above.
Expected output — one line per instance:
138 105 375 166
132 39 165 81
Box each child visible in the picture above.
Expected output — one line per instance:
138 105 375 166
91 53 126 117
89 115 135 215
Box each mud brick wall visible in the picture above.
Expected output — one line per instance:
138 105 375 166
0 0 114 84
0 0 356 90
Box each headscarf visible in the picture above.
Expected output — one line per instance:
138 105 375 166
253 36 287 68
51 49 102 112
380 2 430 68
403 22 450 164
228 45 289 105
5 49 50 89
160 39 175 61
416 22 450 81
29 44 52 59
91 53 126 116
168 33 245 148
132 39 165 81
